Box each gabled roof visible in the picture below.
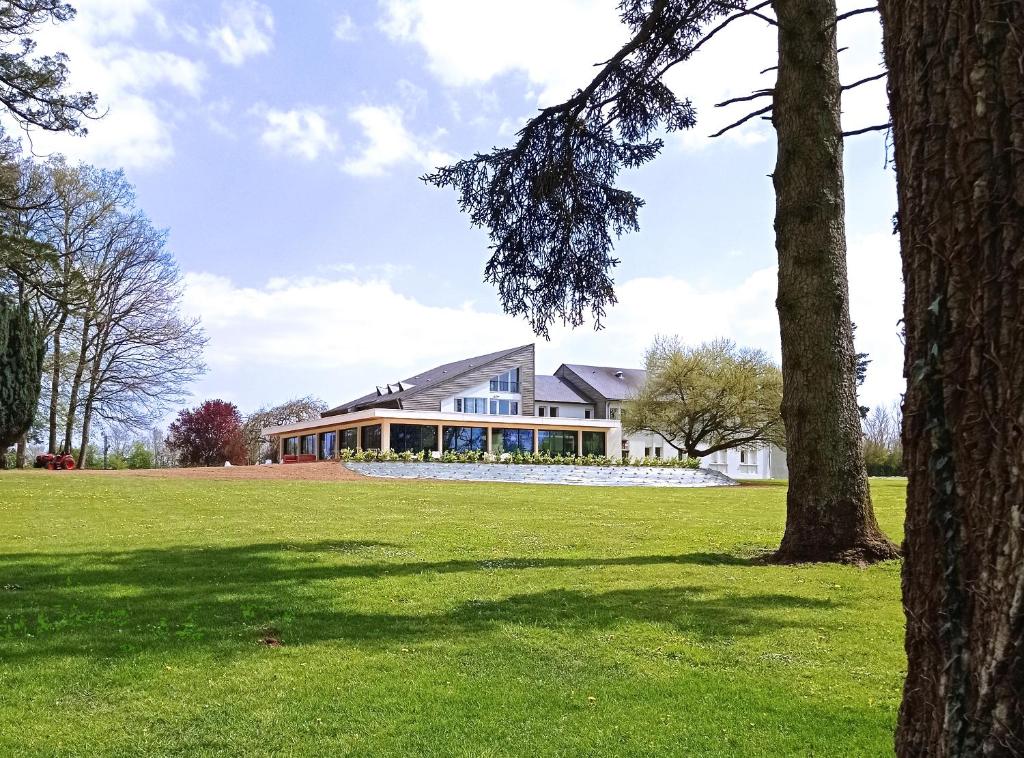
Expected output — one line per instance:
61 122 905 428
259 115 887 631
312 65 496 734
535 375 590 404
559 363 647 401
323 344 532 416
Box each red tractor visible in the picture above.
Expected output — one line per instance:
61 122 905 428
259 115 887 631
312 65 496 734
34 453 76 471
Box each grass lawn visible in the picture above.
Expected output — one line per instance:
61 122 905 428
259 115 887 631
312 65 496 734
0 473 906 757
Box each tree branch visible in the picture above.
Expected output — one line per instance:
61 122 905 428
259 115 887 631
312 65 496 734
714 88 773 108
709 104 772 138
841 71 887 91
843 123 891 137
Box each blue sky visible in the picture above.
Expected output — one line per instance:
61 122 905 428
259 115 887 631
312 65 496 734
26 0 903 418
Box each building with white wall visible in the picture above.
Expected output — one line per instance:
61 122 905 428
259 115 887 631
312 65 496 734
265 344 786 480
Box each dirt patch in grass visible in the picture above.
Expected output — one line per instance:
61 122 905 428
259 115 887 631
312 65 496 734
58 462 366 482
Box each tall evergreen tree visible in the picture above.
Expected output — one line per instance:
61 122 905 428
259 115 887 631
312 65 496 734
425 0 897 563
0 297 43 454
880 0 1024 753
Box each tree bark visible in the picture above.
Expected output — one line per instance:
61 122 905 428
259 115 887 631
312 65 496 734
46 311 66 454
770 0 899 563
15 434 26 468
62 317 91 455
880 1 1024 754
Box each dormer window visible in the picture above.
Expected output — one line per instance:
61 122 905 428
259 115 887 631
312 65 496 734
489 369 520 393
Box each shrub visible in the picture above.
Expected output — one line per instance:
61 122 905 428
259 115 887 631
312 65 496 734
339 449 700 469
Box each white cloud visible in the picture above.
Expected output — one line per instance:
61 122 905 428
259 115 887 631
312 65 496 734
208 0 274 66
342 104 451 176
334 13 358 41
380 0 626 106
379 0 889 149
17 0 206 169
260 108 339 160
182 236 904 412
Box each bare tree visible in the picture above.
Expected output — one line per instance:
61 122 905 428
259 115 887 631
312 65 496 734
72 215 207 467
243 396 327 464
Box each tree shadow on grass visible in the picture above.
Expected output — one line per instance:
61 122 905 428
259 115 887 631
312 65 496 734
0 541 829 662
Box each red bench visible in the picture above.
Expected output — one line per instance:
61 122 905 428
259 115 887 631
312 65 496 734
282 454 317 464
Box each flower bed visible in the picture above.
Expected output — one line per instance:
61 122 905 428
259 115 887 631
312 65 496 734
337 448 700 469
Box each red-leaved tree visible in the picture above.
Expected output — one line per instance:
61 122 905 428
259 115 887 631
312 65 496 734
166 400 247 467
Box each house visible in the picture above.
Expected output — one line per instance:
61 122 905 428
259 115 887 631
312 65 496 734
263 343 785 479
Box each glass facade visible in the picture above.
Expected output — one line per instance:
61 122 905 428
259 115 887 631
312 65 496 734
360 424 382 451
538 430 577 456
301 435 316 456
489 369 520 393
391 424 438 454
319 431 337 460
488 399 519 415
340 427 357 451
283 436 299 456
442 426 486 452
491 428 534 454
582 431 606 456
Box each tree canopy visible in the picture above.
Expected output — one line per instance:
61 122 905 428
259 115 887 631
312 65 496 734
167 399 247 468
622 336 784 458
0 0 97 135
242 395 326 463
424 0 743 336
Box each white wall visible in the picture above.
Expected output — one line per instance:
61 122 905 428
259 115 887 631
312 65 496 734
700 444 780 480
620 431 784 480
536 402 594 419
441 379 522 415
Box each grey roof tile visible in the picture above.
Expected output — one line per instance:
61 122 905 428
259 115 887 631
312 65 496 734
324 344 532 416
559 364 647 401
534 375 590 404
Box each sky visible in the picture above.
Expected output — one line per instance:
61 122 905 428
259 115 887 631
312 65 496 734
23 0 903 418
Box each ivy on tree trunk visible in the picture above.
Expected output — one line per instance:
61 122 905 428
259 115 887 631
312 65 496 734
880 0 1024 753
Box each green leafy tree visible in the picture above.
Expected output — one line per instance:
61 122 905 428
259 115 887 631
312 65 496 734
125 440 153 469
623 337 784 459
0 297 44 457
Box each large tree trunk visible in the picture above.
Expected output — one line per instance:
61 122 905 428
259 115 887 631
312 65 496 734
880 1 1024 754
46 313 66 454
15 434 26 469
770 0 898 563
76 398 92 469
62 318 91 455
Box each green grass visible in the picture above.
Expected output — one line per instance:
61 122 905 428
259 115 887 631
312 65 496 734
0 473 906 757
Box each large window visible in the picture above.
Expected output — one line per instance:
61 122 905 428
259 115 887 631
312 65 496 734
301 435 316 456
442 426 486 452
455 397 488 414
488 399 519 416
582 431 606 456
489 368 520 393
391 424 438 454
538 430 577 456
319 431 337 460
491 428 534 454
283 436 299 456
361 424 382 451
340 427 357 451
